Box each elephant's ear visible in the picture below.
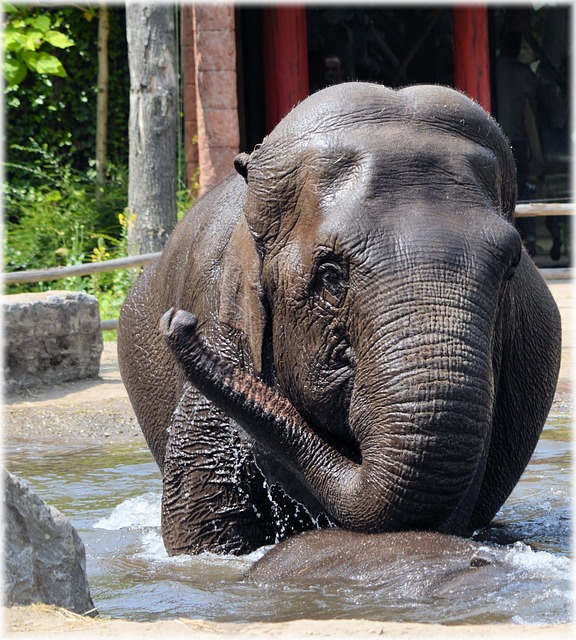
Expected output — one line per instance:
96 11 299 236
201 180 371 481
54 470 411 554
234 153 250 183
219 215 266 373
471 258 561 528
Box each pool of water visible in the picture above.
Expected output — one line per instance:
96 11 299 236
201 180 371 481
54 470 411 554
5 412 572 625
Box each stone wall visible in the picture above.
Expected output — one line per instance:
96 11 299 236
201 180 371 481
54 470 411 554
4 291 103 394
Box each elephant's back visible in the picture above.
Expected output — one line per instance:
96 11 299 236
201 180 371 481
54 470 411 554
155 172 247 312
118 172 247 467
245 529 506 593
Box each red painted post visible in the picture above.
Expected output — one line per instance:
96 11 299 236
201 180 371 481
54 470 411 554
452 6 491 113
262 6 309 133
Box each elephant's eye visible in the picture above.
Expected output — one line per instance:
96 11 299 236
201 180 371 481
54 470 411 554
314 259 348 306
319 262 343 287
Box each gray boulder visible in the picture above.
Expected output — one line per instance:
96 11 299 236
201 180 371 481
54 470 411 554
4 468 96 615
4 290 103 394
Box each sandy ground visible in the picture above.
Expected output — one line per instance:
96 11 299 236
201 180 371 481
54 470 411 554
3 278 573 638
3 604 573 639
4 341 142 446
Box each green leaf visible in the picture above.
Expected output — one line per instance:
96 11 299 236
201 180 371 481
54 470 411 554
82 8 97 22
30 15 52 33
45 190 63 203
21 50 39 72
43 30 75 49
24 29 44 52
3 4 20 13
3 28 27 52
33 52 68 78
3 55 28 86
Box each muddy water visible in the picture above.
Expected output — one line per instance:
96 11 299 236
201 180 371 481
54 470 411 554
5 413 571 625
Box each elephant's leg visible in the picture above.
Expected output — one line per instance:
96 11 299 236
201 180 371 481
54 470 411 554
162 384 277 555
162 383 320 555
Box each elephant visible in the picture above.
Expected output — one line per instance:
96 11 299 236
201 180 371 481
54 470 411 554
118 82 561 557
243 528 511 595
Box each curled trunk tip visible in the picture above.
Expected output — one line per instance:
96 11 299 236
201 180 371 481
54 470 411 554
160 308 198 337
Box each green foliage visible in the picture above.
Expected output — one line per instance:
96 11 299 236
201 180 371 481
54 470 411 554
5 189 138 342
5 5 129 173
4 141 194 341
4 136 135 343
5 140 128 271
3 5 192 340
3 4 75 86
4 5 133 339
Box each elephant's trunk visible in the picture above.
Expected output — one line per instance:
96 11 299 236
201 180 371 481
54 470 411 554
347 280 498 533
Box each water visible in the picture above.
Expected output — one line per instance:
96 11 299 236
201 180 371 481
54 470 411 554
5 412 572 625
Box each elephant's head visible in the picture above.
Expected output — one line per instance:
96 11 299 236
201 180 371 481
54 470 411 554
175 83 560 535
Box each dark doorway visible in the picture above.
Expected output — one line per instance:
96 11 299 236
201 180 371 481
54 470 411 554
491 6 570 266
307 7 454 92
236 7 267 152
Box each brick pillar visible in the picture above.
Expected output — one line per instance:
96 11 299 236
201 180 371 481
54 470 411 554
192 4 240 194
181 4 199 194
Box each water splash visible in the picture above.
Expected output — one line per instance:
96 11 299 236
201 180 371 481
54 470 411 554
136 527 269 569
504 541 573 576
93 491 270 577
93 492 161 530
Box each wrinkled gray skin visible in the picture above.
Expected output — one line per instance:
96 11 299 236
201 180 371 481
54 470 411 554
244 529 511 596
118 83 561 556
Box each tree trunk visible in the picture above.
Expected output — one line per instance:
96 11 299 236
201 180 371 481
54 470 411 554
126 3 178 255
96 4 109 187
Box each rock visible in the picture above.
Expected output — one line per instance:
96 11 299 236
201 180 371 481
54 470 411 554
3 291 103 394
3 468 96 615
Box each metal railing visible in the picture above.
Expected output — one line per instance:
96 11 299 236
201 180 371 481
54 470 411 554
515 202 573 217
3 253 160 333
2 252 161 286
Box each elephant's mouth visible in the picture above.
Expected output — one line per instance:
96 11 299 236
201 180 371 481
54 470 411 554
296 371 361 464
309 416 361 466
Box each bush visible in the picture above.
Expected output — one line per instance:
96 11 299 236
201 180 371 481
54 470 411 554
3 4 134 335
5 199 138 342
5 140 128 272
4 139 136 341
